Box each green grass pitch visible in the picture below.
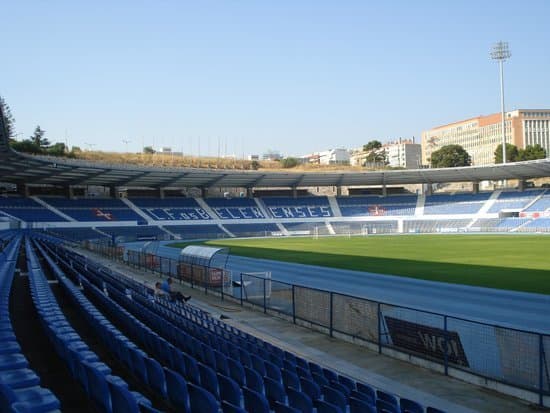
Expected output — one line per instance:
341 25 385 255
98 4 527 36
169 234 550 294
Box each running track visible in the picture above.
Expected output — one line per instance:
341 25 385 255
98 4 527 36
128 242 550 333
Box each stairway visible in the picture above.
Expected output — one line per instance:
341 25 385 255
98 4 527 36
32 197 75 222
120 198 155 224
327 196 342 217
195 198 218 219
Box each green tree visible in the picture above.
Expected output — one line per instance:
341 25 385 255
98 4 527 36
281 157 299 168
363 140 382 152
430 144 471 168
365 149 387 165
46 142 67 156
10 139 41 154
0 96 15 138
518 144 546 161
143 146 155 154
30 125 50 148
494 143 519 164
250 160 260 170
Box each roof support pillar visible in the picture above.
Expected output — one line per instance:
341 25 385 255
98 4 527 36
382 184 387 197
66 186 75 199
422 183 433 196
336 186 342 197
201 187 208 198
158 188 165 199
517 179 525 192
246 187 253 198
109 186 117 198
17 184 29 198
472 182 479 194
292 186 297 199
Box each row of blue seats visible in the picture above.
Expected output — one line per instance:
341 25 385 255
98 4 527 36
27 239 154 413
1 190 548 223
36 238 237 413
46 240 447 413
0 236 61 413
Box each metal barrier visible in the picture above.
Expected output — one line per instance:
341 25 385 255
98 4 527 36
84 240 549 406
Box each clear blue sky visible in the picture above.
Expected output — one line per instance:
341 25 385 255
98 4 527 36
2 1 549 157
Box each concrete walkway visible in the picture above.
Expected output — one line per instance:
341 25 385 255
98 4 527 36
77 248 540 413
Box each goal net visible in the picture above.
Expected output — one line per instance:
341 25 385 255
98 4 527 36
237 272 272 303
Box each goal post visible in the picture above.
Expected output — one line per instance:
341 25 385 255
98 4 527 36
237 271 272 302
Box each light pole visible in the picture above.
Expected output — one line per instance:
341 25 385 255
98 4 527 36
122 139 131 153
490 41 511 164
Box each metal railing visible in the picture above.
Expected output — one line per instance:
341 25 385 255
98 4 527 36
83 240 549 407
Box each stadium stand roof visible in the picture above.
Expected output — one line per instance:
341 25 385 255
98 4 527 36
1 107 550 189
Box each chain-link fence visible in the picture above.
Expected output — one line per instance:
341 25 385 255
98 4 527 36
84 240 550 406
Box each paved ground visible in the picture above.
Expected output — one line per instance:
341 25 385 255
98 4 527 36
83 246 544 413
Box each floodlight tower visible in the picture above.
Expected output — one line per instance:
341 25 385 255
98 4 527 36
490 41 511 164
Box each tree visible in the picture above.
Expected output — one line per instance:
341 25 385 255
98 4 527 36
30 125 50 148
281 157 299 168
250 160 260 170
430 144 471 168
518 144 546 161
363 140 382 152
365 149 387 165
143 146 155 154
46 142 67 157
494 143 519 164
0 96 15 138
10 139 41 154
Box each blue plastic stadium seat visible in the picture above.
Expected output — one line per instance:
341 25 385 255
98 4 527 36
198 362 219 400
243 386 270 413
244 366 264 394
350 389 375 406
227 358 245 387
143 357 167 398
163 367 190 412
274 401 301 413
188 383 218 413
264 376 286 408
282 368 300 390
217 373 242 407
286 386 313 413
0 369 40 389
376 398 400 413
264 360 282 382
349 396 376 413
356 382 376 400
82 362 111 412
376 390 399 409
400 397 424 413
311 372 329 387
322 385 347 412
221 400 247 413
181 352 200 385
299 377 321 401
0 341 20 355
315 399 344 413
106 377 140 413
0 384 60 413
0 354 29 370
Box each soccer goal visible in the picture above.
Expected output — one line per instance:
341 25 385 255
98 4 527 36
236 271 272 302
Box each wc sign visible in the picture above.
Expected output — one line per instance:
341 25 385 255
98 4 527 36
384 316 469 367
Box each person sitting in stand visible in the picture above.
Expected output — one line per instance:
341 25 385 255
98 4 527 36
154 281 167 298
161 277 191 302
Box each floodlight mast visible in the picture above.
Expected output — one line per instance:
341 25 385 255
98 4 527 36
490 41 511 164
